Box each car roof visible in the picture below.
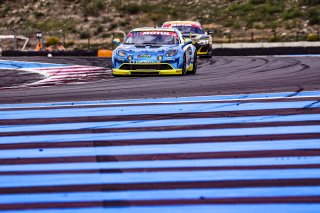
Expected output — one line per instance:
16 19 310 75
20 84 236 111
131 27 178 32
163 21 202 26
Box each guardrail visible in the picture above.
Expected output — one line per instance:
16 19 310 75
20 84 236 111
214 47 320 56
213 42 320 49
1 42 319 57
212 42 320 56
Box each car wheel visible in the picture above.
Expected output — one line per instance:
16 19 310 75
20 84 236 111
207 45 213 58
189 52 197 74
181 53 187 76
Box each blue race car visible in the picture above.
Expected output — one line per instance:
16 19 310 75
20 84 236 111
112 27 197 76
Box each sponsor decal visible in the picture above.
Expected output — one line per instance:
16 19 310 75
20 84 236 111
172 24 193 27
128 31 178 38
131 60 158 63
143 31 179 38
133 49 159 52
165 23 202 29
138 54 152 58
142 31 169 35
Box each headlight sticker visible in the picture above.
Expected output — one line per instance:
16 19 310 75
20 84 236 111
165 49 178 57
117 49 126 57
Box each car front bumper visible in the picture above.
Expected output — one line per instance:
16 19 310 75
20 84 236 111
194 43 212 55
112 63 183 76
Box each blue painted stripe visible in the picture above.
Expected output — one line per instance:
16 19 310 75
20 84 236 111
0 205 319 213
0 156 319 172
1 101 320 120
0 59 70 69
0 139 319 159
0 169 320 187
1 125 319 145
0 90 320 109
1 186 320 204
1 113 319 133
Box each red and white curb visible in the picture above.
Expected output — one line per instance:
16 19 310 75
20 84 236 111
21 65 110 87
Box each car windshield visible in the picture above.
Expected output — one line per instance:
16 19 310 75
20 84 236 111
124 31 179 45
172 26 205 34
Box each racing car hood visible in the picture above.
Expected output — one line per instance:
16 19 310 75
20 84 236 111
113 44 183 63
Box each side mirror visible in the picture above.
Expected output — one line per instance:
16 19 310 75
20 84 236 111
207 31 213 35
184 38 192 45
112 39 121 46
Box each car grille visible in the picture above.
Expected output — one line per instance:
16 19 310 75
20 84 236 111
119 64 173 70
131 71 160 75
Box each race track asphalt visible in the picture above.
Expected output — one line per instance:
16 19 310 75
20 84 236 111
0 56 319 104
0 55 320 212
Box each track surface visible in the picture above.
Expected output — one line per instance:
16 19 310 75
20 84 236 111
0 56 320 212
0 56 319 104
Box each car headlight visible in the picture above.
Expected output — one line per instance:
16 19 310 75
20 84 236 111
165 49 178 57
117 49 126 57
198 39 209 45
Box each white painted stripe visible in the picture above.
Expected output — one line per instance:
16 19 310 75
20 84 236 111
0 156 319 172
0 90 319 109
48 75 101 79
0 169 320 187
30 66 103 71
0 139 319 159
1 101 319 120
46 67 105 72
1 125 319 145
46 71 106 76
1 186 320 204
0 205 319 213
1 114 319 133
45 74 104 78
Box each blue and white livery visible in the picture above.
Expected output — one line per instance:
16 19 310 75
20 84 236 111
112 27 197 76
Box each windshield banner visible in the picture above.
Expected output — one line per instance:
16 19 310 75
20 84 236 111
128 31 178 38
163 23 202 29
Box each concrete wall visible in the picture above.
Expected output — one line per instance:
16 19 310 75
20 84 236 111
213 42 320 49
1 42 319 57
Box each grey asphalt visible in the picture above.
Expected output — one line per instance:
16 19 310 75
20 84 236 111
0 56 319 104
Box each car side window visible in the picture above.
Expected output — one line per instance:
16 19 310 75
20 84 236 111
174 36 179 44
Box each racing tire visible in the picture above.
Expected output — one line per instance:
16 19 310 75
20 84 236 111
181 53 187 76
189 52 198 74
207 47 213 58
